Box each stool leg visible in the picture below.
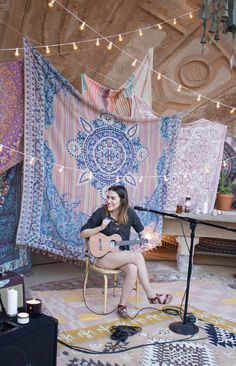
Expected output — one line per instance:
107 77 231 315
113 274 117 296
83 270 89 302
103 274 108 313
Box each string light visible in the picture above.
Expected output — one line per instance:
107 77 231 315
0 142 235 181
118 34 123 42
197 94 201 102
46 45 50 54
107 42 113 50
189 12 193 19
216 102 220 109
139 29 143 37
96 38 100 46
48 0 55 7
173 18 177 25
58 166 64 173
2 4 235 113
73 42 78 50
132 59 137 67
230 107 235 114
14 48 19 57
157 72 161 80
177 84 182 92
80 22 85 31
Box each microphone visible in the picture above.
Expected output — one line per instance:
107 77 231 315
134 206 149 212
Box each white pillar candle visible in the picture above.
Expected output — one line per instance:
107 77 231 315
7 288 18 316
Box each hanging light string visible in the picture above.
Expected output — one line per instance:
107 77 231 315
0 6 199 52
0 142 235 181
0 6 235 113
49 0 235 113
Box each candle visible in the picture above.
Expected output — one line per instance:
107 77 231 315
7 288 18 316
26 298 42 318
17 312 29 324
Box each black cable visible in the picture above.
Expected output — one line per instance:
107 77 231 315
57 333 209 355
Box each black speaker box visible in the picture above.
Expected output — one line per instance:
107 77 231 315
0 313 58 366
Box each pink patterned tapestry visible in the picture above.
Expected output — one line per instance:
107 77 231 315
223 135 236 208
165 119 227 213
16 40 181 261
0 60 24 174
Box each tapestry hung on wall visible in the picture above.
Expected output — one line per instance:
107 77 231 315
0 163 31 273
16 39 181 262
165 119 227 213
0 60 24 174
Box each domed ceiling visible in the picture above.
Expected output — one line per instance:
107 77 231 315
0 0 235 134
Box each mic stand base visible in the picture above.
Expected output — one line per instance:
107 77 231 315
169 321 199 335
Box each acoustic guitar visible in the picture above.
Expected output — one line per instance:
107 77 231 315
89 232 157 258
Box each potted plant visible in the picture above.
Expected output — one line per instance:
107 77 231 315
215 171 234 210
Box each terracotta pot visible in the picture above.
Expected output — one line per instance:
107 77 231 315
215 193 234 210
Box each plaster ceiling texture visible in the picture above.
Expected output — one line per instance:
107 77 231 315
0 0 236 135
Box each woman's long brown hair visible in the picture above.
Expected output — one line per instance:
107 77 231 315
106 185 129 225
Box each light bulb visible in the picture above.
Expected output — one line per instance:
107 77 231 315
197 94 201 102
157 72 161 80
29 157 35 165
222 161 227 167
0 145 3 152
132 59 137 67
138 176 143 183
96 38 100 46
173 18 176 25
14 48 19 57
119 34 123 42
48 0 55 7
177 84 182 92
46 46 50 54
157 24 162 30
139 29 143 36
58 166 64 173
189 12 193 19
80 22 85 31
73 42 78 50
107 42 113 50
230 107 235 114
216 102 220 109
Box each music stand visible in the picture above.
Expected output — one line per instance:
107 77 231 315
134 206 236 335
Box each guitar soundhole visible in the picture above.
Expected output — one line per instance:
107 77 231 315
109 240 117 248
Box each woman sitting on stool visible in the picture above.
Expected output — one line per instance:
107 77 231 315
80 185 173 318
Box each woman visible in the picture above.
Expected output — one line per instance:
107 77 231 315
80 185 173 318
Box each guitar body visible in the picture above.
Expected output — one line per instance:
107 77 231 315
89 233 124 258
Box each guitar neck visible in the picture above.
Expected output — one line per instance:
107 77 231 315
116 238 146 247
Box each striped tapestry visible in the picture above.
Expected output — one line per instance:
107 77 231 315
16 40 181 261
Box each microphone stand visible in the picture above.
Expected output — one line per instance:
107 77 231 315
134 206 236 335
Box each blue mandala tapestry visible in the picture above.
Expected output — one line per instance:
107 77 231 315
16 40 181 261
0 163 31 273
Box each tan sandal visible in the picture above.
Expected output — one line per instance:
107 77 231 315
148 293 173 305
117 304 128 318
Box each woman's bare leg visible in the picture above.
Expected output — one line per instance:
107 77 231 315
96 251 156 300
118 263 138 306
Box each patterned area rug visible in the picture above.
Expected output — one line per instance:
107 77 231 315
29 278 236 366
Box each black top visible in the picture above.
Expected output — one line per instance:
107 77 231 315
81 207 144 242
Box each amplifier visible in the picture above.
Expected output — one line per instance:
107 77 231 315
0 272 25 312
